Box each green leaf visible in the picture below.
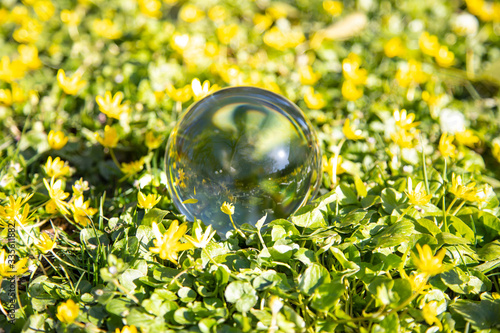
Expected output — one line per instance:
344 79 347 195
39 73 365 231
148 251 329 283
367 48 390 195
80 228 110 248
368 277 395 306
478 240 500 261
225 281 258 313
106 298 133 317
252 270 281 290
361 195 381 208
436 232 470 245
310 281 345 311
381 188 406 214
177 287 197 303
119 269 145 292
372 313 399 333
291 191 336 229
299 263 331 295
413 218 441 236
440 267 487 295
335 184 358 206
142 208 170 226
293 248 317 266
22 313 48 333
373 220 414 248
451 299 500 331
173 307 195 325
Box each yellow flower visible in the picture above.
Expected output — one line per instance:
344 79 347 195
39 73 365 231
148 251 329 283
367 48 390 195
395 59 427 88
138 0 162 19
18 44 42 70
391 129 416 148
179 4 204 22
149 221 193 264
419 32 440 57
0 248 28 277
0 56 27 83
95 125 119 149
394 109 419 130
33 0 55 21
422 301 443 330
299 66 321 85
43 156 71 179
303 87 326 110
93 19 122 39
57 69 87 95
414 244 447 276
263 26 305 51
217 24 239 45
45 200 58 214
455 129 480 148
13 18 43 44
115 326 138 333
0 194 33 227
341 80 363 101
70 195 97 226
184 224 216 248
343 119 364 140
60 10 81 26
96 91 128 120
438 132 456 158
204 41 219 58
48 130 69 150
435 45 455 67
403 271 429 293
137 191 161 209
191 78 219 101
493 140 500 163
170 33 190 54
405 178 432 206
342 53 367 84
322 155 345 181
323 0 343 16
34 233 57 254
72 178 89 197
253 13 273 32
221 201 235 216
11 83 27 104
208 5 227 22
0 89 12 106
145 131 163 150
449 173 477 201
384 37 406 58
120 159 145 178
9 5 29 24
43 178 70 215
166 83 192 103
56 299 79 325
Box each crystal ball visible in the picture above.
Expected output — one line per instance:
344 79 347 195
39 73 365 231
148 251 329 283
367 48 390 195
165 86 321 235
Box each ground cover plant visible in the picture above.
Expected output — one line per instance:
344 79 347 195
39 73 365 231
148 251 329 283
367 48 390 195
1 0 500 332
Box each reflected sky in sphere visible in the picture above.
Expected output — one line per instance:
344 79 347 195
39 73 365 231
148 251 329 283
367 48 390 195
165 87 321 236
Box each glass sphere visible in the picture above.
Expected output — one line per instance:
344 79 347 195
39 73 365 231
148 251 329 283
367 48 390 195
165 87 321 235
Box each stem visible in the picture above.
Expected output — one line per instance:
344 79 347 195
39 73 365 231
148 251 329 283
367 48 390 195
229 214 246 239
396 205 412 222
112 278 140 304
442 158 448 232
50 251 90 273
452 201 466 216
445 197 458 215
109 148 121 169
420 135 430 194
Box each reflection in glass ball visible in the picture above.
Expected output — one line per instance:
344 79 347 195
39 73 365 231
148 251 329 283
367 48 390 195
165 87 321 236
